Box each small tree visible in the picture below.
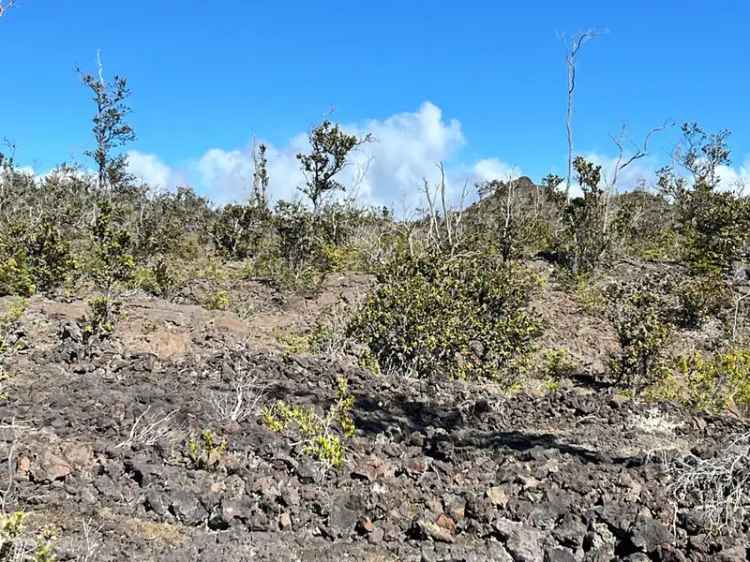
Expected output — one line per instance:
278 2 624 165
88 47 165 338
78 52 135 194
563 156 609 273
658 123 749 274
88 199 135 332
296 120 370 212
251 140 270 209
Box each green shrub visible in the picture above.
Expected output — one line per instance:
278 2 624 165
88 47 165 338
0 216 73 296
348 251 543 381
211 203 270 259
88 199 135 330
657 124 750 275
676 272 730 328
0 510 57 562
132 259 179 299
262 377 355 467
560 157 610 273
84 295 120 338
646 349 750 414
608 276 675 389
204 289 230 311
0 257 35 297
541 347 576 379
185 429 227 470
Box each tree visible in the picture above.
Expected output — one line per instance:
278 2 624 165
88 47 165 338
78 51 135 194
658 123 748 274
296 120 371 212
0 1 15 17
563 30 603 199
251 139 269 209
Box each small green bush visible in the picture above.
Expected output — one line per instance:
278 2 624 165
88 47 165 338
348 251 543 381
186 429 227 470
608 276 675 389
676 272 730 328
262 377 355 467
0 257 35 297
0 216 73 296
646 349 750 414
204 289 230 311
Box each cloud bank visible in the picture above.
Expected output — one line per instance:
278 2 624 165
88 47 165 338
123 102 750 208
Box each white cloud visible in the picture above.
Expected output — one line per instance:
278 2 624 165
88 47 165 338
113 103 522 210
717 157 750 193
472 158 523 183
127 150 183 192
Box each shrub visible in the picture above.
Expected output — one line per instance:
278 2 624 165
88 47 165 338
676 272 730 328
84 295 120 339
658 124 750 275
669 431 750 535
211 203 270 260
0 297 27 394
541 347 577 379
647 349 750 414
0 510 57 562
132 259 178 299
296 120 371 211
348 251 543 381
0 257 35 297
608 275 675 389
186 429 227 470
560 157 610 273
204 290 230 311
262 377 355 468
0 216 73 296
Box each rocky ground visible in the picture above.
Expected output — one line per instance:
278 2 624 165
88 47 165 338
0 275 748 562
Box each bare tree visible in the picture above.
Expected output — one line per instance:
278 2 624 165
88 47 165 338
0 1 15 17
421 162 467 255
603 121 671 230
563 30 603 199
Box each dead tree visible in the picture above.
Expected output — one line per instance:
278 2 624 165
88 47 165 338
421 162 467 255
0 1 15 17
564 30 602 199
603 121 671 231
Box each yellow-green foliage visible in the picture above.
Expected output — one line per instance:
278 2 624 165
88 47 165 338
274 329 312 354
204 289 230 311
572 274 606 316
541 347 576 379
0 298 28 396
262 377 355 467
186 429 227 470
676 272 729 327
320 243 360 272
637 228 679 262
84 295 118 338
247 254 322 292
646 349 750 414
608 276 674 388
0 511 57 562
357 348 381 375
348 251 543 381
131 260 178 299
0 257 36 298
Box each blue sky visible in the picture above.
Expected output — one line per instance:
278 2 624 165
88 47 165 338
1 0 749 206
